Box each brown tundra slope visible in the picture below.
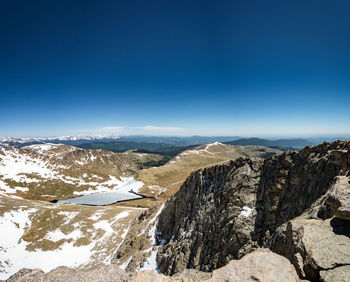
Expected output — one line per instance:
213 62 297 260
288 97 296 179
156 140 350 281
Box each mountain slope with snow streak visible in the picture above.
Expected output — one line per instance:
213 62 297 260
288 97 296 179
0 196 146 280
0 144 161 200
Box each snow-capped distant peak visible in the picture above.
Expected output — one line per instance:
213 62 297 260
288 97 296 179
24 143 65 151
53 135 120 141
0 135 121 148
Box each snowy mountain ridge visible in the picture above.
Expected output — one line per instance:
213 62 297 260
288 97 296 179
0 135 122 147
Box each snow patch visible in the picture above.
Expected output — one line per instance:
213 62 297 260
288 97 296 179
137 204 165 272
139 249 158 271
114 211 129 221
170 142 223 163
240 206 253 217
0 208 95 280
46 229 82 242
119 256 132 270
24 143 65 153
0 206 135 280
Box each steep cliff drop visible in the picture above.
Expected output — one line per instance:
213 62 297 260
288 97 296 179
156 141 350 281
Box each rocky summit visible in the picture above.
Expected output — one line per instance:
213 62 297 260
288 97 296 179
156 141 350 281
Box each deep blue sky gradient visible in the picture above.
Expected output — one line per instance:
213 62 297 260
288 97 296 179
1 0 349 137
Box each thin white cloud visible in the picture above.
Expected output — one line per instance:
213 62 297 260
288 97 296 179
99 126 124 131
138 125 185 132
73 126 124 133
73 125 185 135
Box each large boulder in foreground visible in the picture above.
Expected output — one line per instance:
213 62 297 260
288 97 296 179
132 249 301 282
320 265 350 282
270 217 350 281
207 248 301 282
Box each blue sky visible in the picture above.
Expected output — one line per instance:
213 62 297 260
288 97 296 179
1 0 349 137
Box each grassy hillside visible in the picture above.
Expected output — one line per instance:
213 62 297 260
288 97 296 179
125 143 282 206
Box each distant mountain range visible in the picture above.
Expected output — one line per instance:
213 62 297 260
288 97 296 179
78 137 316 153
2 135 347 152
0 135 241 150
223 137 315 150
115 135 241 146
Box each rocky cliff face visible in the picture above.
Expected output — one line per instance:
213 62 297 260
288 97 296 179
156 158 263 275
255 141 350 242
156 141 350 280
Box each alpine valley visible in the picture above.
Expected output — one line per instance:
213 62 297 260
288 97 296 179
1 136 349 282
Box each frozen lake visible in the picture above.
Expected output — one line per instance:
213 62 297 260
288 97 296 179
57 190 144 206
56 177 146 206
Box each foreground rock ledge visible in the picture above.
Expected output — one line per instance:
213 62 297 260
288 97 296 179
7 249 301 282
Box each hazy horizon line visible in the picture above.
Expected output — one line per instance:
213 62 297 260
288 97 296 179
1 133 350 140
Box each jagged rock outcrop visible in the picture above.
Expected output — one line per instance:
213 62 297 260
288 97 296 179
255 141 350 242
156 141 350 280
268 174 350 281
156 158 263 275
317 175 350 221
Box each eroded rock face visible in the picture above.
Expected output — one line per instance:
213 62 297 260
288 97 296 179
156 141 350 280
255 141 350 242
317 175 350 221
269 174 350 281
156 158 263 275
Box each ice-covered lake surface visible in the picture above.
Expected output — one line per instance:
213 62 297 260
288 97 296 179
57 191 144 206
57 177 145 206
